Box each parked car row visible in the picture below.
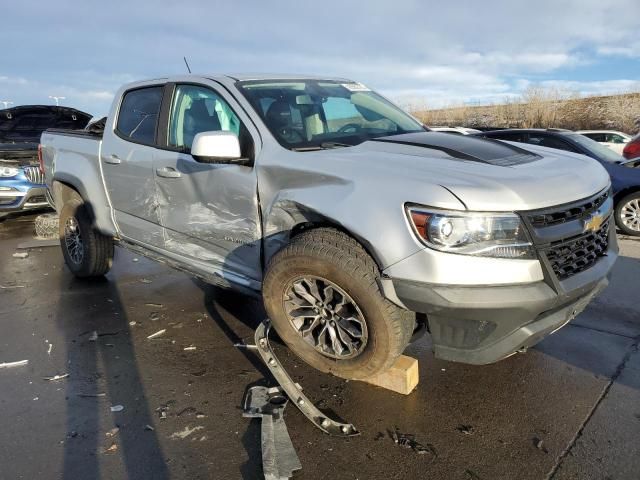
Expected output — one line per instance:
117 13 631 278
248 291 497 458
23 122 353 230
471 129 640 236
0 105 92 219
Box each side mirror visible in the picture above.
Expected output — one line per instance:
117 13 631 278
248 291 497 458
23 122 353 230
191 131 247 165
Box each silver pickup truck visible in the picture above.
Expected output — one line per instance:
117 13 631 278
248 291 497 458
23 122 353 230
41 74 617 379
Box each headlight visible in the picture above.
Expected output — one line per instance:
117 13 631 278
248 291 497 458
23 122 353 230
0 166 20 177
406 205 535 259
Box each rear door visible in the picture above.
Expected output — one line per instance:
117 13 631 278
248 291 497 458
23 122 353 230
101 85 165 247
152 82 262 287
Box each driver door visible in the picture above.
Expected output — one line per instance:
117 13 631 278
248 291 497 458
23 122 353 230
152 83 262 287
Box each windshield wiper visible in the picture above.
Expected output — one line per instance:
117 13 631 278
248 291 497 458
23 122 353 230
319 141 351 149
290 142 352 152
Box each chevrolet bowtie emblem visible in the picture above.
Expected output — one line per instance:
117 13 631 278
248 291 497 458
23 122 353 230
583 213 605 233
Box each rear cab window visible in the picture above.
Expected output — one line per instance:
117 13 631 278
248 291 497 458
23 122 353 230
116 87 164 145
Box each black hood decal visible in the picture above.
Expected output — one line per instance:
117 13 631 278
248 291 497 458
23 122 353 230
371 132 542 166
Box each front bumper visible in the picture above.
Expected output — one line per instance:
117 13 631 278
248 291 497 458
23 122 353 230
392 252 614 364
0 183 49 213
386 204 618 364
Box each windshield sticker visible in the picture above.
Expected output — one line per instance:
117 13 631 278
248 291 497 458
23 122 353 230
342 82 371 92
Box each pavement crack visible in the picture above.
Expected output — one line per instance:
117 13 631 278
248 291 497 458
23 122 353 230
546 336 640 479
569 322 637 339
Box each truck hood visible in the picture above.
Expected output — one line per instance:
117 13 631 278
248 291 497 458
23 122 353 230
340 132 610 211
0 105 92 144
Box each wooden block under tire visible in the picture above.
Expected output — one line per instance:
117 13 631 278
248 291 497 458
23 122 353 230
359 355 419 395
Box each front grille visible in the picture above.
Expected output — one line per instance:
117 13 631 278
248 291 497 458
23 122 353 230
23 166 44 184
545 220 610 280
529 190 609 228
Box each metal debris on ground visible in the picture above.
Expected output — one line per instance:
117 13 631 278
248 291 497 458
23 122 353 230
243 385 302 480
103 443 118 454
234 340 257 349
145 303 164 308
148 312 162 321
47 343 53 355
0 359 29 369
183 346 197 351
140 278 152 284
77 392 106 398
12 252 29 259
0 284 26 289
456 424 475 435
533 437 549 453
106 427 120 437
390 429 437 458
144 424 155 431
253 320 359 437
147 329 166 339
88 331 98 342
170 425 204 440
110 405 124 412
44 373 69 382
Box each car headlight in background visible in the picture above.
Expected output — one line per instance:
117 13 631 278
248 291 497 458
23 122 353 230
0 166 20 177
406 205 535 259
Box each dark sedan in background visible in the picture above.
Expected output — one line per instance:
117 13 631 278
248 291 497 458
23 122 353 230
475 129 640 236
0 105 92 219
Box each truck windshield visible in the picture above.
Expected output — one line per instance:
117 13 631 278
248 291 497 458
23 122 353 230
236 80 425 150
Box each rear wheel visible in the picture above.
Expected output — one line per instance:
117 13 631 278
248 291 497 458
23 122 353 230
263 228 414 380
615 192 640 236
59 199 114 277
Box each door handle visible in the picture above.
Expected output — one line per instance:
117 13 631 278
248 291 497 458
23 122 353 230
156 167 182 178
104 154 121 165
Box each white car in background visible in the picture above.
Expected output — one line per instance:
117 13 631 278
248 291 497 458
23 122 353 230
430 126 481 135
577 130 631 155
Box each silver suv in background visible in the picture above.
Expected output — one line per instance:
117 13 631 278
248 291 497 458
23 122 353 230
41 75 616 379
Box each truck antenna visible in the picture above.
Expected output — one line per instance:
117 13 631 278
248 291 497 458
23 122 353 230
183 57 192 74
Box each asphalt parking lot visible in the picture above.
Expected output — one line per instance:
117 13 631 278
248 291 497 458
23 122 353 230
1 213 639 480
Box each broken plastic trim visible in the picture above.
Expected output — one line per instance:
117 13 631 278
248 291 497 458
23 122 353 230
254 320 360 437
243 386 302 480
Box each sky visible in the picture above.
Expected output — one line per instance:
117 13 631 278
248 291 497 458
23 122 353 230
1 0 639 117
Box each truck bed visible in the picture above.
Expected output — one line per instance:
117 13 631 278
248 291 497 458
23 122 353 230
41 127 116 236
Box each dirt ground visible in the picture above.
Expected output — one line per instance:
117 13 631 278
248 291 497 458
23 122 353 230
1 213 639 480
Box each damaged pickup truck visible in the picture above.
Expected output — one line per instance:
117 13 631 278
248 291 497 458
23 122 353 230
0 105 91 219
41 75 617 379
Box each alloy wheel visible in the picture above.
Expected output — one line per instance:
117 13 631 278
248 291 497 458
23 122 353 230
64 216 84 264
620 198 640 232
284 276 368 359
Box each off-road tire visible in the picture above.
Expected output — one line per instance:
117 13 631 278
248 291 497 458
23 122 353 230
34 213 59 239
263 228 414 380
59 199 114 277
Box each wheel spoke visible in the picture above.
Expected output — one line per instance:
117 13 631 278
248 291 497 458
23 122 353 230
292 282 318 306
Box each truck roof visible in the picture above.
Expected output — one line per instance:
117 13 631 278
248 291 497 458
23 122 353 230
123 74 354 89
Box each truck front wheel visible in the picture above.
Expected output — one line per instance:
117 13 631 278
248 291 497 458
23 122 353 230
59 199 114 277
263 228 414 380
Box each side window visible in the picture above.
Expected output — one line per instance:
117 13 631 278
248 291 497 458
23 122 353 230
527 134 576 152
116 87 163 144
606 134 626 144
585 133 605 142
488 132 526 143
168 85 241 151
